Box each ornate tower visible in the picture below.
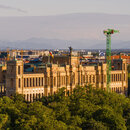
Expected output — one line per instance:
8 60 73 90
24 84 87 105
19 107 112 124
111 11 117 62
6 60 23 97
69 46 73 93
122 59 128 95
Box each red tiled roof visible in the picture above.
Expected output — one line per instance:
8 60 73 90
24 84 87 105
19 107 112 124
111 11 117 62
111 55 130 59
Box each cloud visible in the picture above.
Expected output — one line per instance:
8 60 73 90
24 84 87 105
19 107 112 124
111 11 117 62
0 4 27 13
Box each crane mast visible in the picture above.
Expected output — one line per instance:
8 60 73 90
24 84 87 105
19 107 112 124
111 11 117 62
103 29 119 91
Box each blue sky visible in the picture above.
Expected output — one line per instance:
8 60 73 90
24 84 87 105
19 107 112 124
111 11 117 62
0 0 130 16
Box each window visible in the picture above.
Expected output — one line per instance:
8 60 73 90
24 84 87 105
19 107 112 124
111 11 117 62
27 78 28 87
67 90 70 96
64 76 65 84
30 78 32 87
54 77 56 86
33 78 35 87
114 88 116 92
86 75 88 83
48 77 50 86
89 75 91 83
114 74 115 82
120 74 122 81
24 78 25 87
36 78 37 86
118 74 119 81
11 79 13 87
27 94 29 102
111 74 113 82
120 87 122 93
93 75 95 83
118 74 120 81
19 78 21 88
39 77 41 86
18 66 20 75
33 94 35 100
116 74 117 81
42 77 43 86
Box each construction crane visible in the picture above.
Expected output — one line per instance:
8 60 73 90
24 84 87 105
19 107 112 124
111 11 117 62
103 29 119 92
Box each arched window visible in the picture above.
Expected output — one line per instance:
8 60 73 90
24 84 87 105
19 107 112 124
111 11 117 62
120 74 122 81
86 75 88 83
33 78 35 87
42 77 43 86
54 77 56 86
116 74 118 81
93 75 95 83
114 87 115 92
27 94 29 102
18 66 20 75
30 78 32 87
36 78 37 86
89 75 91 83
39 77 41 86
27 78 28 87
111 74 113 82
24 78 25 87
113 74 115 81
19 78 21 88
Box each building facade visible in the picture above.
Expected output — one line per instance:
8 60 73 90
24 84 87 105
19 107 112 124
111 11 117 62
2 53 127 102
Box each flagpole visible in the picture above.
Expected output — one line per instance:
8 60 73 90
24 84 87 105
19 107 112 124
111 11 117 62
99 50 100 63
48 53 50 64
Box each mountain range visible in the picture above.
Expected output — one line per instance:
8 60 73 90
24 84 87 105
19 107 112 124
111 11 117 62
0 13 130 49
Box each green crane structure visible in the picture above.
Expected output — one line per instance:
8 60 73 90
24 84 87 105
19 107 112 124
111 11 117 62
103 29 119 91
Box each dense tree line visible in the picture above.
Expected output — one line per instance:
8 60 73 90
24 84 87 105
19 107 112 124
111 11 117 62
0 86 130 130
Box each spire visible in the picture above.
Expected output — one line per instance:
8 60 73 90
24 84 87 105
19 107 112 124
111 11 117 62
69 46 73 57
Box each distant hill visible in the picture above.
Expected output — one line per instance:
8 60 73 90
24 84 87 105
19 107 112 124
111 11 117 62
0 13 130 49
0 38 129 50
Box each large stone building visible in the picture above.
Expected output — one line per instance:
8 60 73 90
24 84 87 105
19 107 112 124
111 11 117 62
0 50 128 101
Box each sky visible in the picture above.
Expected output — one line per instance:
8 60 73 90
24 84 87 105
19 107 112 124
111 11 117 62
0 0 130 16
0 0 130 49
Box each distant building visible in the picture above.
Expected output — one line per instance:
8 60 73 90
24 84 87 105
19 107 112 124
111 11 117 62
111 55 130 65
